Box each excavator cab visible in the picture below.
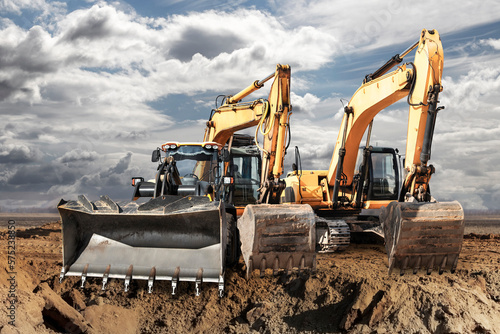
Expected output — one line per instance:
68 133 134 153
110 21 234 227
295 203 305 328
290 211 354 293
367 148 400 201
354 147 401 204
229 146 261 207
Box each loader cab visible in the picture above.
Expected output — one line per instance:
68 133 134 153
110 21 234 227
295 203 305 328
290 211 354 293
132 142 222 200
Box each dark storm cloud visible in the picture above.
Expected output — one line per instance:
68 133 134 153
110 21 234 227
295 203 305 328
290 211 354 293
0 26 58 101
0 80 16 101
103 152 132 176
169 28 246 61
0 145 40 164
0 26 58 73
8 163 77 185
61 9 113 42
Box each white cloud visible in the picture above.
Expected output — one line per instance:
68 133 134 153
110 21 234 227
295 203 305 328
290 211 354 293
480 38 500 50
271 0 500 52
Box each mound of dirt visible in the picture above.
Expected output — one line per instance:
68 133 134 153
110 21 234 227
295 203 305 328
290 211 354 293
1 221 500 333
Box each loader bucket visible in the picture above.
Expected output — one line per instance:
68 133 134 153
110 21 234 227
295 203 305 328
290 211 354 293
238 204 316 278
380 201 464 275
58 195 226 296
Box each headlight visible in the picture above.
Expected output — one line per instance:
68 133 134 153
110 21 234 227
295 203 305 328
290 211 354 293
205 144 212 149
170 144 177 149
223 176 234 185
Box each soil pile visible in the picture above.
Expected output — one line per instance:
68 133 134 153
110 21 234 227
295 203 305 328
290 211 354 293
1 221 499 333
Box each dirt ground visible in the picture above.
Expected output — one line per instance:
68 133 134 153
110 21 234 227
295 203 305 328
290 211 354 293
1 217 500 334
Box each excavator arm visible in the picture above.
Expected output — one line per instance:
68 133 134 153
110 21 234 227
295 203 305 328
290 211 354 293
327 29 443 203
204 64 292 203
324 29 463 274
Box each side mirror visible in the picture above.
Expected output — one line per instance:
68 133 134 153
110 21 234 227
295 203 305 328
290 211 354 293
151 148 161 162
294 146 302 175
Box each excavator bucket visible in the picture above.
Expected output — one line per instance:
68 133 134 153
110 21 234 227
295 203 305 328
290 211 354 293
58 195 226 296
238 204 316 278
380 201 464 275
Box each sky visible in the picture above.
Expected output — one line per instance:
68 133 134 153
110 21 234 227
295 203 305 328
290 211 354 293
1 0 500 212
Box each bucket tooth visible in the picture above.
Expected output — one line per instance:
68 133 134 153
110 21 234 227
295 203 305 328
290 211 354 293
426 256 435 275
246 257 253 279
148 267 156 294
413 256 421 274
260 258 267 277
299 256 305 273
400 257 409 276
439 256 448 275
102 265 111 290
451 255 459 273
218 275 224 298
172 267 180 296
286 257 293 276
195 268 203 296
124 265 133 292
273 257 280 276
80 264 89 288
60 265 69 283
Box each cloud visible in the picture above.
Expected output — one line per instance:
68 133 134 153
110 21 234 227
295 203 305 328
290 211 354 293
1 0 66 20
271 0 500 52
0 144 40 163
290 92 321 117
58 149 99 163
168 28 246 61
480 38 500 50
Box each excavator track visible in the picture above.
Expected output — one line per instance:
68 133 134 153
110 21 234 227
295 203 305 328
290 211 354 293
237 204 316 278
58 195 226 296
380 201 464 275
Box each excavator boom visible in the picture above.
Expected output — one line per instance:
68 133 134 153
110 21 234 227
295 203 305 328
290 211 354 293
326 29 464 274
204 65 318 276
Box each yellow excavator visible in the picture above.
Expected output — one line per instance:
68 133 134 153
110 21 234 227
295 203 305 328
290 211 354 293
247 28 464 275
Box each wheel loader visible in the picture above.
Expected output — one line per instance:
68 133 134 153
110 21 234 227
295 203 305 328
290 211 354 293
58 142 233 296
59 29 465 295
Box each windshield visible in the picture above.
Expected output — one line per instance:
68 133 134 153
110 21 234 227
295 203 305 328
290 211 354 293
370 152 397 199
166 146 218 182
232 154 260 205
